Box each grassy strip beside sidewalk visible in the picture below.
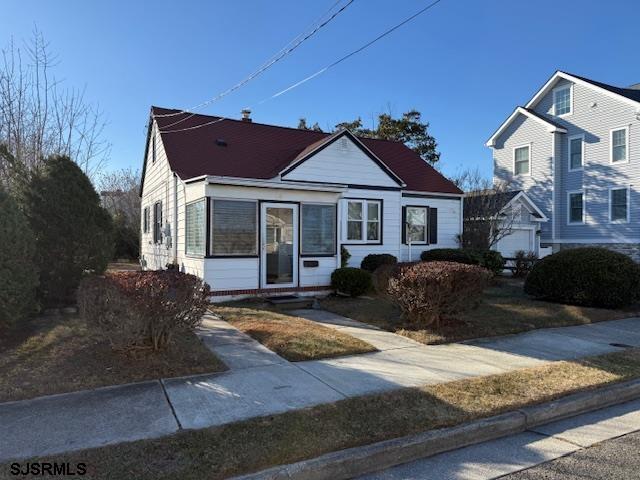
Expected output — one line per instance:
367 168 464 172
213 304 376 361
5 348 640 480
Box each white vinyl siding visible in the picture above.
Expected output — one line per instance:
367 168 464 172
514 145 530 175
609 187 629 223
610 127 629 163
406 206 427 244
211 199 257 256
568 191 584 224
301 203 336 255
185 199 205 256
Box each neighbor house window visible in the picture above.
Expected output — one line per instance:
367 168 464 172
212 199 257 256
153 201 163 243
345 199 381 243
405 206 428 244
611 127 628 163
143 206 150 233
514 145 530 175
301 204 336 255
568 191 584 224
569 135 583 171
185 200 206 256
553 85 572 115
610 187 629 223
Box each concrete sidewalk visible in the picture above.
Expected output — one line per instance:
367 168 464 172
359 397 640 479
2 313 640 462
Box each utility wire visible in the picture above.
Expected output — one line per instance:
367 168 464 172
156 0 354 131
159 0 446 134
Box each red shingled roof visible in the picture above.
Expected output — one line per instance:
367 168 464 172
151 107 462 195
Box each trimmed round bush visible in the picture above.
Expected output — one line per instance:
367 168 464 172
331 267 372 297
360 253 397 273
472 249 505 275
0 187 38 331
387 261 492 327
420 248 477 265
524 247 640 308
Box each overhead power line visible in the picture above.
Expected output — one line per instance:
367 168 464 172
160 0 446 134
156 0 355 131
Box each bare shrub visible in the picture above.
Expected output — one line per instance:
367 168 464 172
387 261 491 328
78 271 210 351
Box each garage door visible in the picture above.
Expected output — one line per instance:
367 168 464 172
496 228 534 258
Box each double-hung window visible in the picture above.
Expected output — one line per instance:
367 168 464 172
514 145 530 175
611 127 629 163
301 204 336 255
153 201 163 243
553 85 572 116
610 187 629 223
345 199 381 243
568 135 583 171
568 191 584 224
211 199 257 256
143 206 150 233
185 200 206 256
405 206 428 244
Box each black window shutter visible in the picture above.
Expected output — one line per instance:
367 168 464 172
153 203 158 243
429 208 438 244
401 206 407 244
159 201 163 243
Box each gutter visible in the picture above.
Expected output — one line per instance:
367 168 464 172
187 175 348 193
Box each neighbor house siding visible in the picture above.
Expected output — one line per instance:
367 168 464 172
532 78 640 241
492 114 554 240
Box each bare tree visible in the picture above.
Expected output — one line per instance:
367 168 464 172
451 168 518 250
98 168 141 230
0 28 110 184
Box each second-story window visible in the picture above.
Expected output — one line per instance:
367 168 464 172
514 145 530 175
569 135 583 171
611 127 629 163
553 85 572 116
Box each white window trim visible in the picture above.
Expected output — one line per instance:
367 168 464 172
567 190 585 225
185 198 206 257
610 126 630 164
567 134 584 172
553 84 573 117
513 144 531 176
609 186 630 224
405 206 428 245
343 199 382 244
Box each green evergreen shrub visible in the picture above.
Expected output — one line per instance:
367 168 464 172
360 253 398 273
331 267 372 297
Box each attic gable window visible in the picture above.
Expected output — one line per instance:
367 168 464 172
152 133 156 163
513 145 530 176
553 85 572 116
611 127 629 163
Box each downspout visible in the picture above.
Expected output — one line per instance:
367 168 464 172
551 133 556 242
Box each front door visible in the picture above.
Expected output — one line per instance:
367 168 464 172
260 203 298 289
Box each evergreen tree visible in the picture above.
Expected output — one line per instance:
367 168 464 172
18 155 113 306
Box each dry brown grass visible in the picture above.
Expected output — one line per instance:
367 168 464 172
321 278 640 345
7 348 640 480
213 303 376 361
0 314 225 402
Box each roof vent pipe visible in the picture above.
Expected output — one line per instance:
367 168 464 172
241 109 252 122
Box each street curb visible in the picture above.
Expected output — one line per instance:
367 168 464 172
232 378 640 480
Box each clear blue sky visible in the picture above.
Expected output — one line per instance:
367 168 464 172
2 0 638 179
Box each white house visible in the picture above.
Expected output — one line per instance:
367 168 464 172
140 107 463 301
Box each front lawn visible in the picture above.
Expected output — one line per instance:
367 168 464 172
320 278 640 345
212 303 376 361
6 348 640 480
0 314 226 403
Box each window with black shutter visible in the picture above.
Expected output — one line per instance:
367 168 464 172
153 201 163 244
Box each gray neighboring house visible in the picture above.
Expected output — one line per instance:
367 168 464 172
486 70 640 260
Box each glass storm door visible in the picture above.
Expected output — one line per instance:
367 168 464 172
260 203 298 288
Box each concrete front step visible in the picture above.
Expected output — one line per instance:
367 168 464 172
266 295 314 310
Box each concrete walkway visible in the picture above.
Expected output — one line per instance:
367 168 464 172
359 397 640 479
3 313 640 462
